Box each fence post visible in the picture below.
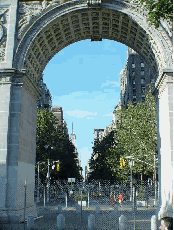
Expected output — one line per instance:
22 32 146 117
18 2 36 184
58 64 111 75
58 205 62 214
119 215 127 230
95 205 100 214
27 214 34 229
88 191 90 209
151 215 157 230
57 214 65 229
24 180 27 230
65 193 67 208
44 187 46 208
88 214 95 230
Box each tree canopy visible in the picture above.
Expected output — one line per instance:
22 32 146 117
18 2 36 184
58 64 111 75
140 0 173 28
89 87 158 182
36 109 82 181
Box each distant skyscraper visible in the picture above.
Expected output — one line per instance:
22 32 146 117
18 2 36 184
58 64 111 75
69 123 77 147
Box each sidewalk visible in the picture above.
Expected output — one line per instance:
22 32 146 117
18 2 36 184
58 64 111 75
0 202 159 230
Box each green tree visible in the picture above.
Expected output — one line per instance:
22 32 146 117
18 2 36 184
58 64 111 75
88 131 117 181
36 109 82 181
140 0 173 28
107 87 157 181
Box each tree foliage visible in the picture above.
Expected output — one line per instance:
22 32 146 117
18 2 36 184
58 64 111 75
36 109 82 181
88 131 117 181
140 0 173 28
89 87 157 182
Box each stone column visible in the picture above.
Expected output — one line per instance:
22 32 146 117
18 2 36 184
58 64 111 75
0 69 40 223
155 68 173 219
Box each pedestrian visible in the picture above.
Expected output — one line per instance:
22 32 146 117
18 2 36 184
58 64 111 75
159 217 173 230
118 193 123 207
145 188 149 208
110 192 116 207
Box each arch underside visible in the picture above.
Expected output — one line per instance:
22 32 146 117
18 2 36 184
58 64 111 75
14 2 172 87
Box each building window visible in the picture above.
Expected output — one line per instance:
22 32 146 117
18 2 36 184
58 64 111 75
141 86 145 93
133 89 136 96
132 71 135 76
133 80 136 84
141 78 145 84
141 71 144 75
132 63 135 68
141 63 144 67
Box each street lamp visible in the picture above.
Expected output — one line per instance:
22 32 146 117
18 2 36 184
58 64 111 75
45 145 55 202
154 152 158 206
37 162 40 203
124 156 134 202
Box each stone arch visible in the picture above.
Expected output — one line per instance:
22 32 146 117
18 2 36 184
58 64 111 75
0 0 172 223
13 0 172 89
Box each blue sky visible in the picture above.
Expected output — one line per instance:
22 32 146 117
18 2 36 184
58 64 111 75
43 39 128 179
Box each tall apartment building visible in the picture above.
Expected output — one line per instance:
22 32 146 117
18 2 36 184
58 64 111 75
120 48 154 105
94 129 104 141
52 106 63 126
37 78 52 111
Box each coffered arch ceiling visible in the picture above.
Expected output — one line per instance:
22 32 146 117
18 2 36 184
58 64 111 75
13 1 173 89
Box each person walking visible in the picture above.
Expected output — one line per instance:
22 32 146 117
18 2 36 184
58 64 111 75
118 193 123 207
110 192 116 207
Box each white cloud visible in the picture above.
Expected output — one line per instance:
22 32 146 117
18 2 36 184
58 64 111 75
87 117 94 119
101 80 120 89
102 112 113 117
65 109 97 118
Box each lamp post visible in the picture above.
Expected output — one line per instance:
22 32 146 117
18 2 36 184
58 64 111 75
45 145 56 202
37 162 40 203
154 153 157 206
124 156 134 202
129 160 133 202
45 145 51 202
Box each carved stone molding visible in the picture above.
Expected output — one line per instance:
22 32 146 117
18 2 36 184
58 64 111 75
0 7 9 62
0 69 24 84
0 68 40 100
17 0 81 40
87 0 102 7
154 68 173 98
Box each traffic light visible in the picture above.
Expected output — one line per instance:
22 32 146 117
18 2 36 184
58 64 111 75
56 162 60 171
120 158 123 168
120 158 126 168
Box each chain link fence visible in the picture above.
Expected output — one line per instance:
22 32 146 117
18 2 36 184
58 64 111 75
34 179 160 229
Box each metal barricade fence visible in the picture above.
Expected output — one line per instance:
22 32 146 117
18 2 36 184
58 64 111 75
35 179 160 229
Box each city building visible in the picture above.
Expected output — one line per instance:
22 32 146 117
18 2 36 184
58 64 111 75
69 123 77 148
69 123 80 167
37 77 52 111
94 129 104 142
120 48 154 106
85 159 92 180
52 106 63 126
